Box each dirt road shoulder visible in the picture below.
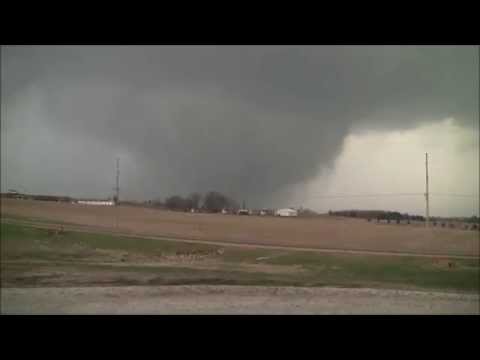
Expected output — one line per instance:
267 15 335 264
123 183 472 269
2 285 479 314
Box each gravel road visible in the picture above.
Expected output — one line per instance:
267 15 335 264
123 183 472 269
2 286 478 314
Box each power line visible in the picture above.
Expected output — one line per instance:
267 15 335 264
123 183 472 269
303 193 479 199
307 193 424 198
430 193 479 198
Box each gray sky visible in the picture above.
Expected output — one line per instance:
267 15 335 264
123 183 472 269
1 46 478 216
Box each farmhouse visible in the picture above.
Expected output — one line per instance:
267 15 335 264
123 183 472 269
275 208 298 217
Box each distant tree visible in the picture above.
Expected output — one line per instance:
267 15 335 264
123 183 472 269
165 195 189 211
467 215 479 224
150 198 164 208
203 191 236 213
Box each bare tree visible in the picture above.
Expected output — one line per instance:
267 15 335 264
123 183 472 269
203 191 237 213
165 195 189 211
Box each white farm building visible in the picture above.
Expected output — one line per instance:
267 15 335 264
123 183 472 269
76 200 114 206
275 208 298 217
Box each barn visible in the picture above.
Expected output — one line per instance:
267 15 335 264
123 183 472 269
275 208 298 217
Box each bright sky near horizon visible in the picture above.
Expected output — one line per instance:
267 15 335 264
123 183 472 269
284 118 479 217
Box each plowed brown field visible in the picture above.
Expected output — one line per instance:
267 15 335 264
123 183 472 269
1 199 478 256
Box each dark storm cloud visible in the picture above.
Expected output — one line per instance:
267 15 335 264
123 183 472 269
1 46 478 205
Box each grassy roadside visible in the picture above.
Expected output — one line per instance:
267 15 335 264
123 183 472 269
1 213 78 225
1 222 479 292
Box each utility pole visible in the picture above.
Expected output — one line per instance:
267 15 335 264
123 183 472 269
425 153 430 228
115 157 120 205
114 158 120 230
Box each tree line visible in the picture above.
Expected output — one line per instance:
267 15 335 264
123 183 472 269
150 191 239 213
328 210 480 224
328 210 425 221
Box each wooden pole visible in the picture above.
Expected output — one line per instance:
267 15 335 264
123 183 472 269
425 153 430 228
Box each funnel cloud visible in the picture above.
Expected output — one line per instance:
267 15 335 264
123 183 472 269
1 46 478 210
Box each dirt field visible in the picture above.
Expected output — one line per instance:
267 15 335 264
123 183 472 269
2 221 478 293
2 199 479 256
2 209 479 314
2 285 478 314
